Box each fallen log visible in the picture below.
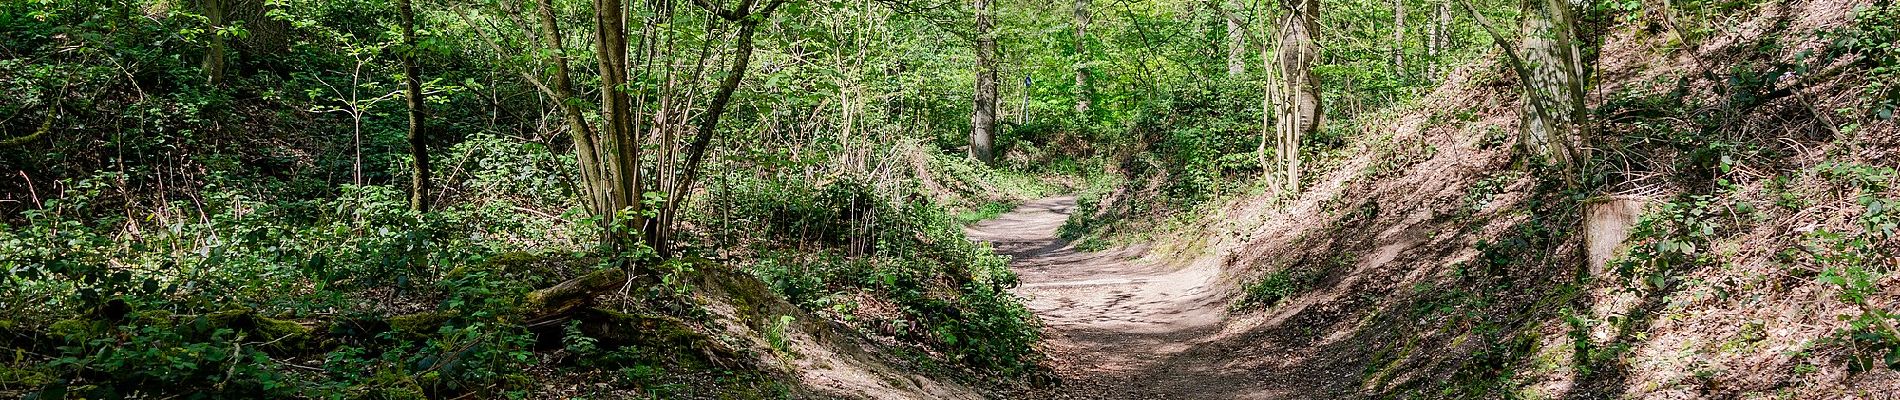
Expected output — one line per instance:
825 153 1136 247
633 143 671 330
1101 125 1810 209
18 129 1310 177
523 267 629 321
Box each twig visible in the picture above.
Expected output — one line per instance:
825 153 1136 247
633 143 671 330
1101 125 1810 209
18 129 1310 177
18 171 41 209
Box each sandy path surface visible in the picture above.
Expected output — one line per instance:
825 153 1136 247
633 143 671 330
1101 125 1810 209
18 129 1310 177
966 197 1258 399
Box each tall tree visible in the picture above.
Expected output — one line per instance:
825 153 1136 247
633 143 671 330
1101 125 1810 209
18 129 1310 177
1517 0 1586 172
972 0 999 164
1269 0 1321 193
396 0 431 212
1427 0 1448 79
1461 0 1587 179
1392 0 1405 75
203 0 227 85
592 0 643 250
668 0 793 255
1226 0 1245 77
502 0 790 254
528 0 610 238
1074 0 1092 115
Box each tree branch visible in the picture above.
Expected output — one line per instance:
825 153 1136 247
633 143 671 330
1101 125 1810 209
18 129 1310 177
0 113 50 148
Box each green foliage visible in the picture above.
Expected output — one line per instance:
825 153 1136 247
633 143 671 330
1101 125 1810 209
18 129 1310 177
1132 78 1265 205
1232 268 1320 310
1825 1 1900 119
1804 162 1900 371
1056 172 1124 243
955 201 1019 225
715 167 1040 375
1611 192 1733 289
765 315 796 356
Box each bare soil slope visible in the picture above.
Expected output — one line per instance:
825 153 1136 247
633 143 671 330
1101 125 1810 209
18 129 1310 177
979 0 1900 397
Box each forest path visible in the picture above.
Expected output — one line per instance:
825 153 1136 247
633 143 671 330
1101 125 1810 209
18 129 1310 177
967 197 1263 399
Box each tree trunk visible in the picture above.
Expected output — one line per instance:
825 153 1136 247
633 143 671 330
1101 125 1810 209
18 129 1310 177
1428 0 1446 79
397 0 431 213
1226 0 1245 77
1273 0 1321 193
532 0 611 233
593 0 643 250
667 0 787 256
972 0 998 164
1074 0 1091 116
1280 0 1321 138
203 0 227 86
1393 0 1405 76
1517 0 1586 172
1458 0 1587 181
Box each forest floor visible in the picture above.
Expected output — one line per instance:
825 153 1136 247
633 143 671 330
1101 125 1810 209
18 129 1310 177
967 197 1280 399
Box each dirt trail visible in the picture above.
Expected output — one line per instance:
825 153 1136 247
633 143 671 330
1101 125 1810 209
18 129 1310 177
967 197 1267 399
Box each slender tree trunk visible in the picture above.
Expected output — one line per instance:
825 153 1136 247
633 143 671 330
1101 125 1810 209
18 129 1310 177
1074 0 1092 116
203 0 227 86
532 0 611 231
972 0 998 164
1019 76 1029 125
667 0 786 255
1428 0 1446 79
1226 0 1245 77
588 0 644 251
1258 33 1276 182
397 0 431 213
1393 0 1405 76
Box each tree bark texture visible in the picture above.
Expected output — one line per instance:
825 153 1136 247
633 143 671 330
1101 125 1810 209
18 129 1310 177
1517 0 1586 171
397 0 432 213
972 0 999 164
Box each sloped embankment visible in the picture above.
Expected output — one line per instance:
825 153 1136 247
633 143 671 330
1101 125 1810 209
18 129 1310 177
1043 0 1899 397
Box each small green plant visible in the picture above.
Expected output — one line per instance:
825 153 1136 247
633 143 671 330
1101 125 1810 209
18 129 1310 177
1823 1 1900 119
765 315 796 356
956 201 1018 225
1233 268 1320 310
1073 236 1110 252
1805 162 1899 371
564 321 601 358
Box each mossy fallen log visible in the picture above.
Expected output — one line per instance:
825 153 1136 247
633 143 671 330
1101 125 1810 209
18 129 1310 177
523 267 628 319
569 307 749 370
185 309 324 354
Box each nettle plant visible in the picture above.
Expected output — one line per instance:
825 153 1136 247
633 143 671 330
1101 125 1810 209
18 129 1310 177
1805 162 1899 370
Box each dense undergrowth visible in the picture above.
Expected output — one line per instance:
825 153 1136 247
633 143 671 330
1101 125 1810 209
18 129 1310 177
0 0 1056 398
700 150 1050 375
4 0 1898 397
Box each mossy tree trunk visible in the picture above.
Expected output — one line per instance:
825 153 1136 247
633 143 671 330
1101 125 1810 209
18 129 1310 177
1226 0 1245 78
1460 0 1589 183
514 0 788 258
592 0 644 252
202 0 226 86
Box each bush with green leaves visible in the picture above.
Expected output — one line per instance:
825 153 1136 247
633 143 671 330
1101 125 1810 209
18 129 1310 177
710 169 1040 375
1232 268 1320 311
1824 1 1900 119
1128 77 1266 206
